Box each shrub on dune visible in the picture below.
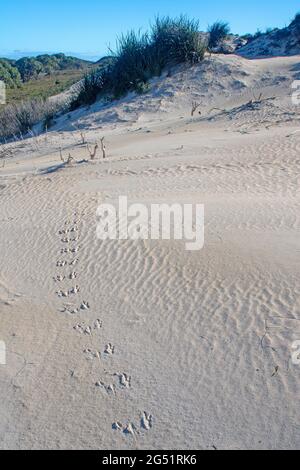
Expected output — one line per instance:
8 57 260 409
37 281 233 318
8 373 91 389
70 67 112 108
71 15 206 107
111 30 151 97
151 16 205 67
207 21 230 49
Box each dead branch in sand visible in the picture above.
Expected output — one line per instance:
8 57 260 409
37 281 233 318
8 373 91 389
59 148 74 165
251 91 263 103
207 95 276 120
80 131 86 145
87 143 99 160
191 101 201 117
71 123 86 145
100 137 106 159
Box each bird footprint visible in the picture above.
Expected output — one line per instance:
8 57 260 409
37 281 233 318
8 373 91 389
104 343 115 356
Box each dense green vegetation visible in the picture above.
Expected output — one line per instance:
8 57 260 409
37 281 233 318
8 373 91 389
5 68 91 105
0 59 22 88
0 54 93 140
14 53 90 81
0 53 92 88
72 16 206 108
2 11 298 142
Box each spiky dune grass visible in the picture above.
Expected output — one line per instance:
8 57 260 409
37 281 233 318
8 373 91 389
72 16 206 108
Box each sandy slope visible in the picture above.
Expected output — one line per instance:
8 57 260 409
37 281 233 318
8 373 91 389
0 54 300 450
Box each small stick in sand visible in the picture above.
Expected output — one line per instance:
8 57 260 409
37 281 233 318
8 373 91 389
100 137 106 159
87 143 99 160
80 131 86 145
66 154 74 165
59 148 74 165
59 148 64 163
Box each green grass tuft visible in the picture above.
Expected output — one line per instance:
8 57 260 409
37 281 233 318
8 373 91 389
207 21 230 49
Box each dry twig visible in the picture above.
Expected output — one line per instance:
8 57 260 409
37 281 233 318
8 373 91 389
87 143 99 160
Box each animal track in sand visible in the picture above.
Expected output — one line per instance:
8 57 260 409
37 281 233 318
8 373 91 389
69 258 79 266
112 422 123 431
95 372 132 396
74 319 103 335
120 423 137 437
94 319 103 329
80 301 90 310
140 411 153 430
56 260 67 268
76 325 92 336
60 247 80 255
59 227 78 235
84 348 101 360
62 237 79 243
123 423 137 437
114 372 132 389
57 216 139 435
57 290 69 298
61 304 79 315
113 412 153 437
53 275 65 283
96 380 116 396
56 286 80 298
69 285 80 295
104 343 115 356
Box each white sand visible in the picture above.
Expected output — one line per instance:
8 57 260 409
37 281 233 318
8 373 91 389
0 54 300 450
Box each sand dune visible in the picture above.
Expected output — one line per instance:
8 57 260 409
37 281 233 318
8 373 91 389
0 54 300 450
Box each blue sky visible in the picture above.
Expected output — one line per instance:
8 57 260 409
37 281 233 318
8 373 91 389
1 0 299 59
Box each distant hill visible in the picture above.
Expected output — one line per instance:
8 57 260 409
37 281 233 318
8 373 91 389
0 53 93 87
95 56 117 67
0 50 102 61
15 53 92 82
